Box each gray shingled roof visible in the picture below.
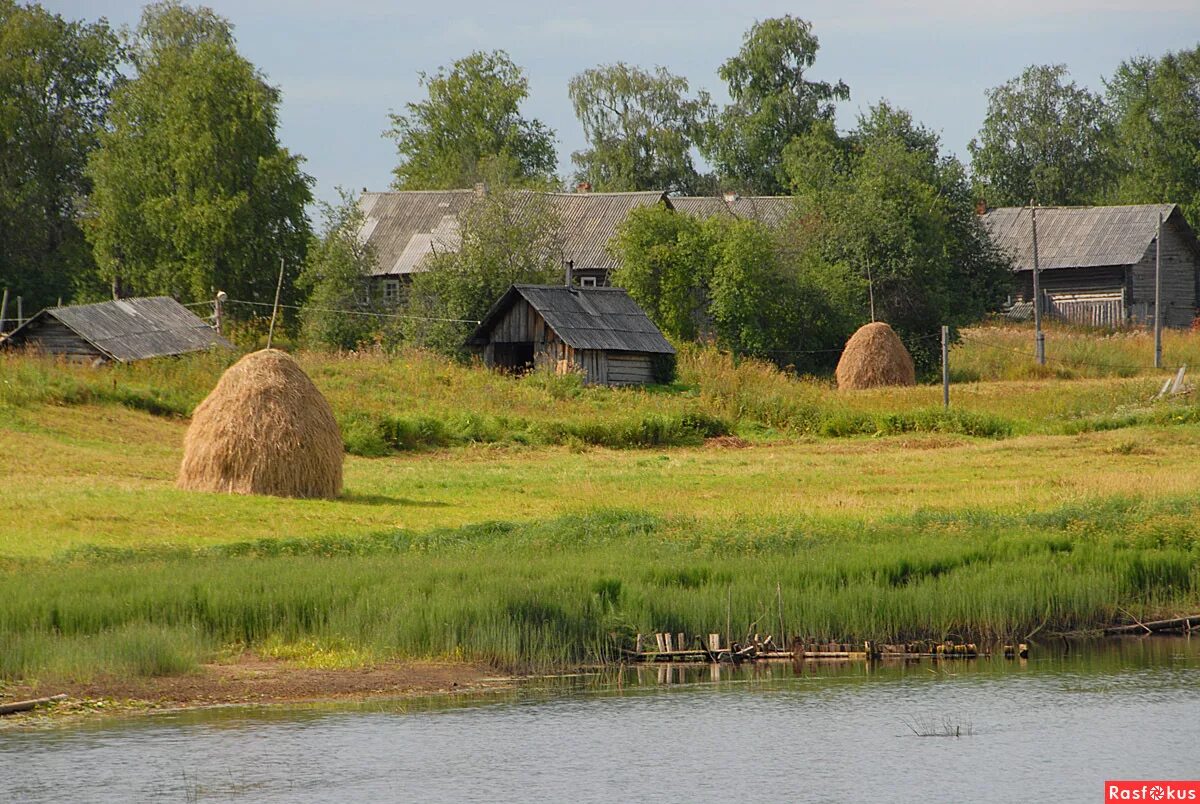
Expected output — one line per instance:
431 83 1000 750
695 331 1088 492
358 190 668 277
4 296 233 361
981 204 1180 271
669 195 796 226
468 285 675 354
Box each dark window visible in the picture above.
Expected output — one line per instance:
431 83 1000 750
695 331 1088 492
493 342 535 373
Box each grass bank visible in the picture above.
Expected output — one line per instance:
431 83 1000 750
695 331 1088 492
2 499 1197 682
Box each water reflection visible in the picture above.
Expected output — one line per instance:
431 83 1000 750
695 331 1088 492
2 637 1197 804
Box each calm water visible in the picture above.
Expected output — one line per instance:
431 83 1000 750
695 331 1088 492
2 638 1198 803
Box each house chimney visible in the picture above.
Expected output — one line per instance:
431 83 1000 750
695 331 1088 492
576 181 592 193
565 260 573 287
723 190 739 204
976 199 988 216
474 181 487 197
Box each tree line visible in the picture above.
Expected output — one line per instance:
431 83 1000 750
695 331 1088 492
2 0 1198 369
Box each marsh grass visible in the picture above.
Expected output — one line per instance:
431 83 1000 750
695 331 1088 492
3 502 1196 681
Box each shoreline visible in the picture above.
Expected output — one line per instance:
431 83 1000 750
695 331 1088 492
0 655 522 725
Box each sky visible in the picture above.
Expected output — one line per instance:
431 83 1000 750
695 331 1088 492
48 0 1200 212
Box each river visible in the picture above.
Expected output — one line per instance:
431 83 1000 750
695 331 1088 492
2 637 1197 803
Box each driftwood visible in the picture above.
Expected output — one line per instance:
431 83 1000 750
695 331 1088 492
1103 614 1200 635
0 694 67 716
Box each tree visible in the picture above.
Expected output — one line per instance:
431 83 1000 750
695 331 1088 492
702 16 848 195
0 1 121 309
386 51 557 190
401 187 563 354
609 205 857 369
85 1 312 307
969 64 1114 207
1106 47 1200 227
785 103 1010 368
296 190 379 350
568 63 712 193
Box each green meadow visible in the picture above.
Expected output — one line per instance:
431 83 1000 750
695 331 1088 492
2 326 1199 683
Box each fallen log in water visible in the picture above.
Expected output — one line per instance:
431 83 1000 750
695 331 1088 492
0 694 67 716
1102 614 1200 635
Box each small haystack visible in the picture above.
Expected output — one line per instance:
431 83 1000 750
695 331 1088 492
178 349 343 499
836 322 916 390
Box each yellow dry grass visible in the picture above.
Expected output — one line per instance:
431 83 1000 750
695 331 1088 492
177 349 343 499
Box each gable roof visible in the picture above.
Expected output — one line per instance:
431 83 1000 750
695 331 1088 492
2 296 233 362
358 190 669 277
669 195 796 226
468 285 675 354
981 204 1191 271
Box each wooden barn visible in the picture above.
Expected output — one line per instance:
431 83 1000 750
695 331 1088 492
982 204 1200 328
0 296 233 362
467 285 675 385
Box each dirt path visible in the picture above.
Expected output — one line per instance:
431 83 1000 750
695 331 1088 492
1 655 515 722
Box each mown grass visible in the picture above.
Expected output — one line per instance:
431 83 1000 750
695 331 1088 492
2 502 1197 681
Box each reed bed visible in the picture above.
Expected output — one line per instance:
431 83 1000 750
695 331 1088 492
2 501 1196 682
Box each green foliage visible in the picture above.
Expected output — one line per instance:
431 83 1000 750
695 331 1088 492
400 186 564 354
969 64 1114 207
386 50 557 190
3 497 1197 677
1106 47 1200 227
783 103 1011 368
609 201 860 371
84 1 312 307
702 16 849 195
568 63 713 193
297 190 380 350
0 1 122 308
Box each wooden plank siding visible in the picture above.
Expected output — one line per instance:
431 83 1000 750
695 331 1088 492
606 352 655 385
10 318 104 360
1130 220 1198 329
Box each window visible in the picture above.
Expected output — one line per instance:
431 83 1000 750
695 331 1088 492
580 276 597 288
382 279 400 303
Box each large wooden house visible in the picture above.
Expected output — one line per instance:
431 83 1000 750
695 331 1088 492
982 204 1200 328
466 284 675 386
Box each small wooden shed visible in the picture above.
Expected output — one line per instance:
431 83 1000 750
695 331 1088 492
467 285 675 385
0 296 233 362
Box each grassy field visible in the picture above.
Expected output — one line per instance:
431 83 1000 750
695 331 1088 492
1 327 1199 685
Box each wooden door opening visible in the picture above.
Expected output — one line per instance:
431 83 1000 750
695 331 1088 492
493 342 535 374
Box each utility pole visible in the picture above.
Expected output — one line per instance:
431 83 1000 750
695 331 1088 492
1031 205 1045 365
214 291 226 336
941 325 950 409
1154 212 1163 369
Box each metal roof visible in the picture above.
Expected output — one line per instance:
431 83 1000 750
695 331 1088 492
468 285 675 354
668 195 796 226
981 204 1184 271
359 190 671 277
3 296 233 362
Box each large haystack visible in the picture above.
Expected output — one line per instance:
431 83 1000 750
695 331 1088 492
836 322 916 390
178 349 343 499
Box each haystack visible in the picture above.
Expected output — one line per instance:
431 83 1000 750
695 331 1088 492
836 322 916 390
178 349 343 499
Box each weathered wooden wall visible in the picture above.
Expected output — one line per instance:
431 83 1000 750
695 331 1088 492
6 317 104 360
1130 220 1198 329
606 352 655 384
1014 265 1125 301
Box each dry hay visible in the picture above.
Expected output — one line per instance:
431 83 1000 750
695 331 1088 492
836 322 916 390
178 349 343 499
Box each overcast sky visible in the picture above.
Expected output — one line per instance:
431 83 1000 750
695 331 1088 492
47 0 1200 209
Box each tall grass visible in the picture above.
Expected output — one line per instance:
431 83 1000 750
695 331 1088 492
9 339 1199 453
3 501 1196 681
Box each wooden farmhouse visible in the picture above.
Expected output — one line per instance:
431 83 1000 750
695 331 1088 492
982 204 1200 328
467 284 675 386
356 187 796 297
0 296 233 362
